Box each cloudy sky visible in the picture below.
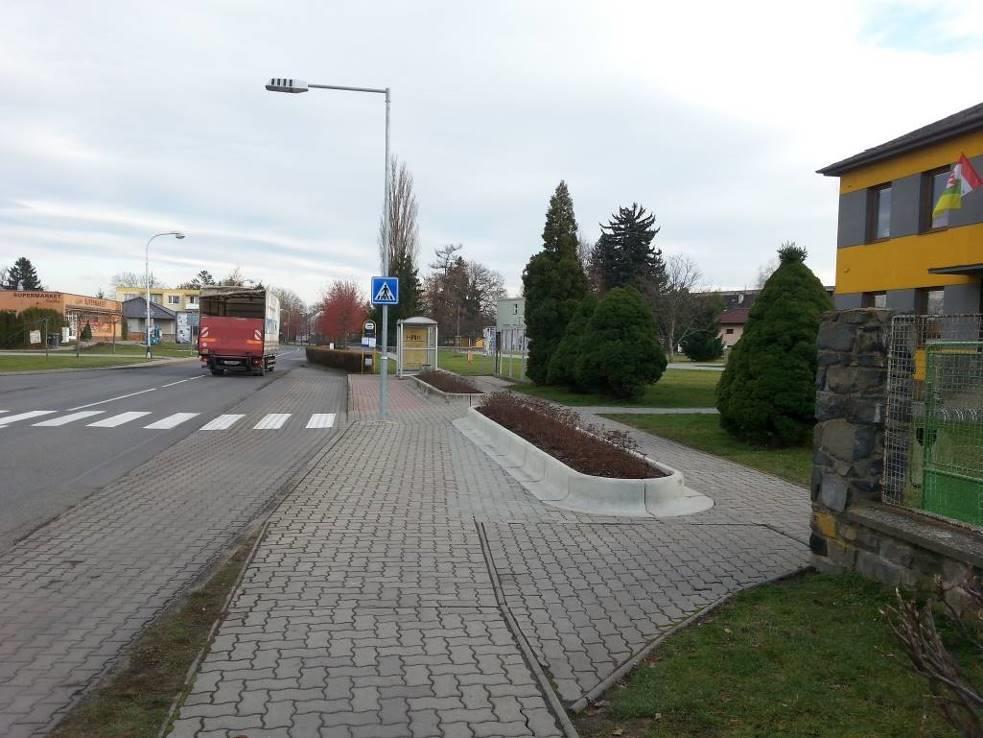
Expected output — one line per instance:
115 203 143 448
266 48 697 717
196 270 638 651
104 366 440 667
2 1 982 305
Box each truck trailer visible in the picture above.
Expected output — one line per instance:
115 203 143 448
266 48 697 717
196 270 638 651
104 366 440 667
198 287 280 376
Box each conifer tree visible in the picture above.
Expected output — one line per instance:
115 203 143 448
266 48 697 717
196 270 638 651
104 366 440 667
592 204 666 295
522 182 588 384
716 244 832 446
4 257 42 290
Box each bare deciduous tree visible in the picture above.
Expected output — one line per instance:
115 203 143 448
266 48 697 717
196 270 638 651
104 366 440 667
110 271 167 289
378 156 420 273
654 254 713 359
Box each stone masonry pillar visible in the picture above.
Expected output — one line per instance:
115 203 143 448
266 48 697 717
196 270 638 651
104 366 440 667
810 309 893 567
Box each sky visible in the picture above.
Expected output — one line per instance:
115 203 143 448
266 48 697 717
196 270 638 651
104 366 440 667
2 1 982 307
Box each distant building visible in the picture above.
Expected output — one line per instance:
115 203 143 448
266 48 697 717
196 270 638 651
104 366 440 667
709 286 834 347
818 101 983 313
495 298 525 329
0 290 122 342
115 287 199 343
122 296 177 342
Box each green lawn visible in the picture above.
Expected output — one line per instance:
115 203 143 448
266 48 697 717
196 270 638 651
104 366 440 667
0 355 149 372
577 572 979 738
82 342 196 357
605 412 811 487
437 348 497 375
514 369 719 408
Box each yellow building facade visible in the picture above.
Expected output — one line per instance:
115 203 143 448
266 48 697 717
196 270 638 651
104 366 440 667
819 103 983 313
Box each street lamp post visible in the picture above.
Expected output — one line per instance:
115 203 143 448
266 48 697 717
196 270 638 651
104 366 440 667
265 77 391 419
145 231 186 358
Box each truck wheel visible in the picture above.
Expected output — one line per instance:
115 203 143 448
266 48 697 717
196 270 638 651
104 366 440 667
210 367 224 376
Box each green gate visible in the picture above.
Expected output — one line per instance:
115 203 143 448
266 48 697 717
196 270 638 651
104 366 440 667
922 341 983 526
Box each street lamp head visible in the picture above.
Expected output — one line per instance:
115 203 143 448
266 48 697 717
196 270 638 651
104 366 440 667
266 78 309 94
174 233 186 240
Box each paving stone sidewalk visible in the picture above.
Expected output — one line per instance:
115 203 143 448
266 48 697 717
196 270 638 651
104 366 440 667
170 377 809 736
0 368 346 738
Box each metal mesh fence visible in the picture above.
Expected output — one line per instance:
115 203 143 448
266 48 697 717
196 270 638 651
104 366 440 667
495 326 528 381
883 314 983 527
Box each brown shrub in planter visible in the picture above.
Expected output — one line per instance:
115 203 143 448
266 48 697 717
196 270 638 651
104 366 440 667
306 347 367 372
478 393 661 479
418 370 481 394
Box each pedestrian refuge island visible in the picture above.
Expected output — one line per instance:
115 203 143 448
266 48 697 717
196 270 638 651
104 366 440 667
396 316 439 378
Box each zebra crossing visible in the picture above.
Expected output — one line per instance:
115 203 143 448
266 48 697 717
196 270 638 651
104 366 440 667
0 409 338 432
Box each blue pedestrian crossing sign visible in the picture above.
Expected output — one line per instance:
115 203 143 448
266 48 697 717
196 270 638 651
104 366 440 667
371 276 399 305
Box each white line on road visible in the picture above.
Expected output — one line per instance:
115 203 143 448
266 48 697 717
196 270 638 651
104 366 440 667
67 388 157 412
199 414 245 431
253 413 290 430
34 411 105 427
160 376 205 388
88 411 152 428
0 410 57 426
306 413 336 429
144 412 199 429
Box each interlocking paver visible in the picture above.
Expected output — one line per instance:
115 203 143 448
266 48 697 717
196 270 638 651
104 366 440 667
169 375 808 734
0 367 347 735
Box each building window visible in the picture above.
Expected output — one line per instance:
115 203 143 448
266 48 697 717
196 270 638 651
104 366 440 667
168 295 180 304
868 184 892 240
724 328 734 335
862 291 887 308
916 288 945 315
151 294 163 304
188 296 198 305
512 304 518 315
921 167 951 231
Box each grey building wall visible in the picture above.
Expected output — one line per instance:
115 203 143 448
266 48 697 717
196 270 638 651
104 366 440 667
889 174 921 239
886 289 918 312
834 293 864 309
943 282 982 313
836 191 867 247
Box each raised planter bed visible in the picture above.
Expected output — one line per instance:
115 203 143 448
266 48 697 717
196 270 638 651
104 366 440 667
409 370 484 405
455 405 713 518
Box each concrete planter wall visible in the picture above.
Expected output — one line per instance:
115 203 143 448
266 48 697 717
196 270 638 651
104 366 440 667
457 407 713 518
408 375 483 405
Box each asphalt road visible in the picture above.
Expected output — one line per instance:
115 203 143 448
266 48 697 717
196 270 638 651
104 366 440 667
0 347 311 553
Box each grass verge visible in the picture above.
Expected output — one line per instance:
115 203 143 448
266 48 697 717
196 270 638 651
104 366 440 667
437 348 497 375
515 369 719 408
576 572 980 738
604 412 811 487
49 532 258 738
83 342 196 358
0 355 149 372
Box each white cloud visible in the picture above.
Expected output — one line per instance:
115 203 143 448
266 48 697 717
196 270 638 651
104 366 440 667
1 1 981 305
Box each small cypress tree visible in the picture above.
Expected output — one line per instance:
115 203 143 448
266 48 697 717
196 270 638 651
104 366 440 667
575 287 667 400
716 244 832 446
522 181 588 384
80 321 93 340
680 330 725 362
547 294 597 388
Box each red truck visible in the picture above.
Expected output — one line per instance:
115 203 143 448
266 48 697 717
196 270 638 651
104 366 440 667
198 287 281 376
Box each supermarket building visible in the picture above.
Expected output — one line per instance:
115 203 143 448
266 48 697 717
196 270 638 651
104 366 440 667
0 291 122 341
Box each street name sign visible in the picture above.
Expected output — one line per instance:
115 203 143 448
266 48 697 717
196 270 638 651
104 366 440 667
371 277 399 305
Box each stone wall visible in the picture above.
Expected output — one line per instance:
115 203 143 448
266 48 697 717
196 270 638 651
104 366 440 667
810 308 983 606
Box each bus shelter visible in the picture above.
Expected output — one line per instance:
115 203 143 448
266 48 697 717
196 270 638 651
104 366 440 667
397 316 438 377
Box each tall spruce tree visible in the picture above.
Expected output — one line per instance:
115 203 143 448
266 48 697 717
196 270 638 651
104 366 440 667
592 204 666 294
716 244 832 446
5 257 42 290
522 181 588 384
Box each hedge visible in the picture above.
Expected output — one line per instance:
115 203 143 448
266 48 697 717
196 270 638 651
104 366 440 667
306 346 370 373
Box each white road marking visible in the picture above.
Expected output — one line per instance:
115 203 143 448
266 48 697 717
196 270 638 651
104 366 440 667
67 388 156 411
306 413 336 429
144 412 199 429
253 413 290 430
161 376 205 388
0 410 57 426
199 414 245 431
87 411 152 428
34 411 105 427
